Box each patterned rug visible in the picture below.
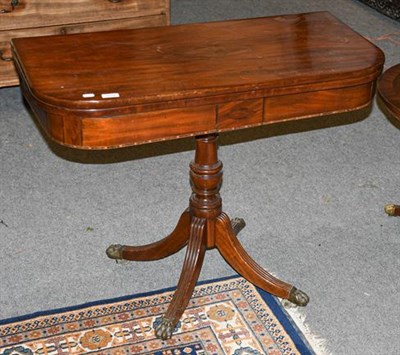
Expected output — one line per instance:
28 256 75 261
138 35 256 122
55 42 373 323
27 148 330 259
0 276 316 355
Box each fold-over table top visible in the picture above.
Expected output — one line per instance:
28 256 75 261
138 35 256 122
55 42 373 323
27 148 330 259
12 12 383 111
11 12 384 149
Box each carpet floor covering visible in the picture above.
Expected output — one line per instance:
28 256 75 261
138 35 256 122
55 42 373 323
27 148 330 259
0 276 315 355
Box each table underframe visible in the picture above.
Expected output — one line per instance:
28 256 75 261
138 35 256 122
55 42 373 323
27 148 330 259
106 133 309 340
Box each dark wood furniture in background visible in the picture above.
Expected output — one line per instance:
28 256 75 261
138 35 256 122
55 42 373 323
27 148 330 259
378 64 400 216
356 0 400 21
0 0 170 87
12 12 384 339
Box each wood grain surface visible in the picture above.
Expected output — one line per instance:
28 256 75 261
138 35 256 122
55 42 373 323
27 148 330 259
378 64 400 120
0 0 170 87
1 0 169 30
0 15 168 87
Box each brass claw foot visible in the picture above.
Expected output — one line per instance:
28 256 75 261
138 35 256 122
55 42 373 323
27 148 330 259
231 217 246 235
384 204 400 216
106 244 124 260
155 317 175 340
288 287 309 306
385 204 395 216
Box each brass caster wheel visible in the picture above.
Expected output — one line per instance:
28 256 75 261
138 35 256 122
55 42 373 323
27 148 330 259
231 217 246 235
106 244 124 260
288 287 309 307
384 204 400 216
154 317 175 340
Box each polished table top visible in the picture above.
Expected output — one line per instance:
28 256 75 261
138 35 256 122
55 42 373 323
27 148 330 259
12 12 384 149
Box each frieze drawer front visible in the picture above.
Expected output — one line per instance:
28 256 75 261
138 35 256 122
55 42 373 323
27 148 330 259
217 99 263 130
0 0 170 87
80 106 216 149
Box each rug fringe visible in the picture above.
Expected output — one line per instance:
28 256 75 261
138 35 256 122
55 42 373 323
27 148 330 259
280 300 333 355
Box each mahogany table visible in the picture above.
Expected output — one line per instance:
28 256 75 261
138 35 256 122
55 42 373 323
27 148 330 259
377 64 400 217
12 12 384 339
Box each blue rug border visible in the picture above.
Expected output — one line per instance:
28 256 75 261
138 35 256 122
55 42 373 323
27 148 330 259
255 286 315 355
0 274 314 354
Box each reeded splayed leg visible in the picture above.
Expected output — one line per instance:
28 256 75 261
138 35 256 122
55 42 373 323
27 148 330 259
155 135 222 340
190 134 308 306
154 217 207 340
215 213 309 306
106 209 190 261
